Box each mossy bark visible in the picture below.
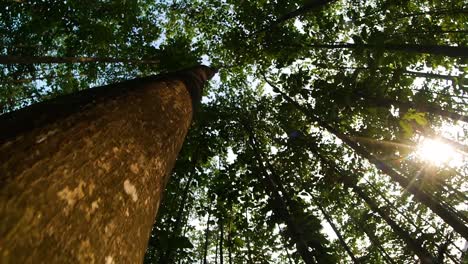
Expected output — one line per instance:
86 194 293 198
0 66 215 263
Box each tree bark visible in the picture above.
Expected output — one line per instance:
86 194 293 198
358 220 396 264
308 43 468 58
219 217 224 264
324 65 467 86
203 202 212 264
340 175 437 264
245 127 316 264
314 202 359 263
245 208 254 264
0 65 216 263
227 204 233 264
0 55 160 65
161 173 195 263
397 9 468 19
254 0 334 34
304 139 436 263
357 96 468 123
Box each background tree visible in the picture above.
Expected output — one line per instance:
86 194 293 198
1 0 467 263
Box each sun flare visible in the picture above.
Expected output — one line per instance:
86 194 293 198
414 138 460 166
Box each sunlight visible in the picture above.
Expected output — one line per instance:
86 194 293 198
414 138 459 166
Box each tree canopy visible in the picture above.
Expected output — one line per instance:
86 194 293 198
1 0 467 263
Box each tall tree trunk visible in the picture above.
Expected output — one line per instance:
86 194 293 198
397 8 468 19
255 0 335 34
305 138 436 263
358 220 397 264
307 43 468 58
215 229 219 264
245 127 316 264
219 217 224 264
357 96 468 123
314 202 359 263
0 66 216 263
228 204 233 264
339 174 437 264
245 208 254 264
161 174 195 263
357 8 468 22
0 55 160 64
203 200 213 264
321 65 466 84
403 70 466 83
278 224 295 264
268 81 468 239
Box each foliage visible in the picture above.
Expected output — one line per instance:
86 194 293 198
1 0 467 263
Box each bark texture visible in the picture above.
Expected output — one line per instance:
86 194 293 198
0 65 216 263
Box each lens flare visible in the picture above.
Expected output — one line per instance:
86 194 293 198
415 138 458 166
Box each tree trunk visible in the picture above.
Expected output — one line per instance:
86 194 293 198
397 8 468 19
358 220 396 264
0 55 160 64
269 83 468 240
0 66 216 263
227 204 233 264
254 0 334 34
307 43 468 58
162 173 195 263
245 127 316 264
340 175 437 264
358 96 468 123
219 217 224 264
277 224 295 264
314 202 359 263
203 202 212 264
245 208 254 264
324 65 467 85
305 137 435 263
403 70 465 84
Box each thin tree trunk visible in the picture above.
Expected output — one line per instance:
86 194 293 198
358 96 468 123
314 202 359 263
404 70 465 83
219 217 224 264
215 228 219 264
268 81 468 240
245 208 254 264
392 30 468 37
321 65 464 83
203 200 213 264
354 8 467 22
245 127 316 264
161 174 195 263
7 73 86 84
0 55 160 64
255 0 335 34
228 204 233 264
277 224 295 264
0 66 215 263
358 220 397 264
307 43 468 58
340 174 437 264
397 8 468 19
307 138 436 263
